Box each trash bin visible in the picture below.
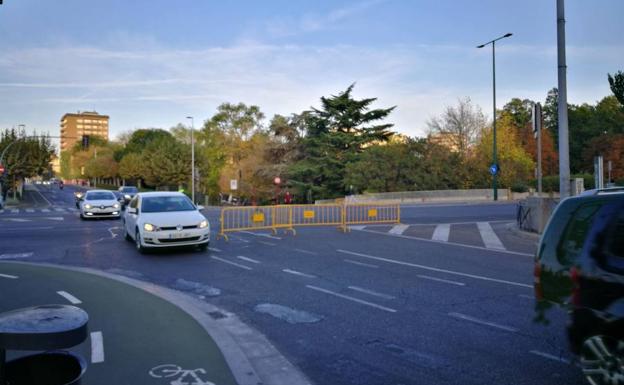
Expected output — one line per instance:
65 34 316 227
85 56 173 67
5 351 86 385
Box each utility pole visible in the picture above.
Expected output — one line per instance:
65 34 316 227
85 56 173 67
557 0 571 198
186 116 195 204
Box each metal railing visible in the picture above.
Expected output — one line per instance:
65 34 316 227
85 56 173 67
218 203 400 240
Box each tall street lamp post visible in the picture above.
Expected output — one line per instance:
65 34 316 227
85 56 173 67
186 116 195 204
477 32 512 201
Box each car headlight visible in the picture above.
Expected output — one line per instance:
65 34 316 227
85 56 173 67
113 203 120 209
199 220 208 229
124 194 131 199
143 223 157 232
84 204 92 209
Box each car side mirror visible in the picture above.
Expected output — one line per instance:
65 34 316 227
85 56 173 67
196 205 204 211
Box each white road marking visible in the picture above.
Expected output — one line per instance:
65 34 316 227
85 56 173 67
230 235 250 243
518 294 534 300
529 350 571 364
0 273 18 279
211 256 252 270
240 230 282 240
54 208 65 212
26 209 34 213
294 248 318 255
388 224 409 235
0 209 3 213
41 208 50 213
1 226 53 231
344 259 379 268
418 274 465 286
448 312 518 332
431 223 451 242
350 228 533 257
90 331 105 363
5 218 30 222
208 247 222 253
57 291 82 304
258 241 277 246
0 252 33 260
336 249 532 288
306 285 397 313
348 286 395 300
477 222 506 250
237 256 261 264
283 269 316 278
10 209 18 214
349 225 366 231
44 217 64 221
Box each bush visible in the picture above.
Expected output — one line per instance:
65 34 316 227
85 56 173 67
510 183 528 193
530 173 595 192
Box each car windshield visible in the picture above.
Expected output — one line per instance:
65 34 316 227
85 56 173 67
121 187 138 194
85 192 116 201
141 196 195 213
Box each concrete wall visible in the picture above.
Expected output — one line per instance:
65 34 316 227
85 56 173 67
318 189 511 204
517 196 559 234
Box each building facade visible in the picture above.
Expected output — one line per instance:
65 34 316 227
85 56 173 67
60 111 109 152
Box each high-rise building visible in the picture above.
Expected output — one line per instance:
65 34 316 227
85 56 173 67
60 111 109 152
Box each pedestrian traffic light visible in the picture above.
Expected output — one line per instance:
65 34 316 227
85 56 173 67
82 135 89 149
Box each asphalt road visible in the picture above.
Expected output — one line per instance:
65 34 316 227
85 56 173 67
0 184 585 385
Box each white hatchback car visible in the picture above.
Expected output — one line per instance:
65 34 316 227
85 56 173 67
79 190 121 219
123 192 210 253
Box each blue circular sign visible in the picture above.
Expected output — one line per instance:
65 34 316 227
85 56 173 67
489 164 499 176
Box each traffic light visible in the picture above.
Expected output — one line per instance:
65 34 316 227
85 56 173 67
82 135 90 149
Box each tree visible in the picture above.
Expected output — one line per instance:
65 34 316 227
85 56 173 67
118 153 145 188
427 97 487 158
289 84 395 200
608 71 624 105
140 136 192 189
120 128 173 159
582 134 624 181
543 88 559 145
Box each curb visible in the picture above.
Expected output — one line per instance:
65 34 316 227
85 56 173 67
1 261 313 385
504 222 540 242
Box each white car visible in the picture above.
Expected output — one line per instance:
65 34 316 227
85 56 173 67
122 192 210 253
79 190 122 219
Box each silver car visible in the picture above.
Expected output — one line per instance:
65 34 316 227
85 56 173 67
79 190 122 219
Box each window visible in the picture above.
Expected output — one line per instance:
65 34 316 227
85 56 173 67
557 203 601 266
85 192 116 201
129 197 139 209
141 196 195 213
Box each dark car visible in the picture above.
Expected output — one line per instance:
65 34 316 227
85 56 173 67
118 186 139 204
534 189 624 384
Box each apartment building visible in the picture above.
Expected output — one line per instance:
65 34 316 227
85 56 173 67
60 111 109 152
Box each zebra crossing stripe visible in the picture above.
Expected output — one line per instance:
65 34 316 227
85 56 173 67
388 224 409 235
477 222 506 250
11 209 18 214
26 209 34 213
41 209 50 212
431 224 451 242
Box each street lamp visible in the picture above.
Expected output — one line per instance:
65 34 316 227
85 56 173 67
186 116 195 204
477 32 512 201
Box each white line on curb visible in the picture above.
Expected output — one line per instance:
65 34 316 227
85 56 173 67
431 224 450 242
336 249 532 288
283 269 316 278
0 273 18 279
448 312 518 332
306 285 397 313
348 286 395 300
57 291 82 304
211 256 253 270
418 274 465 286
90 331 105 363
477 222 506 250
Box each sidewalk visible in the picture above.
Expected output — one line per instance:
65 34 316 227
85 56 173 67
0 261 312 385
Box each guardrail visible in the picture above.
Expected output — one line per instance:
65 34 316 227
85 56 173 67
218 203 400 240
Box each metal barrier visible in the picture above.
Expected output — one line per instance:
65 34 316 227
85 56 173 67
218 203 400 240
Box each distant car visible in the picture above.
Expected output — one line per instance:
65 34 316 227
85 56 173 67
118 186 139 204
79 190 121 219
534 189 624 384
122 192 210 253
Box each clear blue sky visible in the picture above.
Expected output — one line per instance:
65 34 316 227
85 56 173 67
0 0 622 147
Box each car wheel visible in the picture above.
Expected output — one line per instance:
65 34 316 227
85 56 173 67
135 229 146 254
580 335 624 385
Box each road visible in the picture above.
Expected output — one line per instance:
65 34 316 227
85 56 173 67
0 183 585 385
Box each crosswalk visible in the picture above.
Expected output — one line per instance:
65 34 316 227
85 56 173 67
351 221 535 256
0 207 78 215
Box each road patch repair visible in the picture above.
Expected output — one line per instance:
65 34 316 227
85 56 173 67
0 261 312 385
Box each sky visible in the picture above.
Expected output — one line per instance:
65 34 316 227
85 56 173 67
0 0 622 150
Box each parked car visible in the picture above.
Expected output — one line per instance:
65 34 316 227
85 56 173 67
122 192 210 253
79 190 122 219
534 189 624 384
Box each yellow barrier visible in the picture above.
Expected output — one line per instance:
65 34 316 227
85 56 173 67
218 203 400 240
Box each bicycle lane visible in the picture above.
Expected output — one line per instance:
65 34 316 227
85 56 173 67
0 262 240 385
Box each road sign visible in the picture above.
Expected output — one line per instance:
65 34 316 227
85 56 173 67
489 164 499 176
230 179 238 191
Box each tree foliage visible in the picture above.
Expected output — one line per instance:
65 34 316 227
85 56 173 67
608 71 624 105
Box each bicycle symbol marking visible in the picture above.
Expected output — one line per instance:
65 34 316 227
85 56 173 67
149 364 217 385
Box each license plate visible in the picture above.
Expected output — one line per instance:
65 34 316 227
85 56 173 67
169 232 191 239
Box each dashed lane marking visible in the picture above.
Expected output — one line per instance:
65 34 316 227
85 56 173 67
10 209 18 214
306 285 397 313
211 256 253 270
347 285 395 300
0 273 19 279
477 222 506 251
294 248 318 255
529 350 571 364
283 269 316 279
25 209 34 213
344 259 379 269
57 291 82 304
448 312 518 332
418 274 465 286
240 230 282 240
0 252 33 260
258 241 277 246
90 331 105 363
388 224 409 235
237 256 261 264
41 208 50 213
431 224 450 242
208 247 222 253
336 249 532 288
